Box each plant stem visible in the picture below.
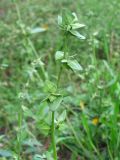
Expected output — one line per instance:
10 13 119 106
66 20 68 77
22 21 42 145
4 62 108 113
64 33 68 58
57 33 68 88
57 65 62 88
15 1 47 81
51 111 57 160
51 29 68 160
27 38 47 80
17 105 22 160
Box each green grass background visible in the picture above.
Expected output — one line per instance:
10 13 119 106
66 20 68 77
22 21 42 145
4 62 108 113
0 0 120 159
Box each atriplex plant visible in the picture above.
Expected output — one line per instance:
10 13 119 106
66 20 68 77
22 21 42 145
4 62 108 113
15 2 85 159
42 10 86 159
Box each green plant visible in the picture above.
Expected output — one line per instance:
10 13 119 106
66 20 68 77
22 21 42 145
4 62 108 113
1 0 120 159
41 9 85 159
13 1 48 159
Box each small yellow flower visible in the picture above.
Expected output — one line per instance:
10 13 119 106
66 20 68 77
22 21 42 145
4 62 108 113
92 117 99 125
80 101 85 110
42 24 49 30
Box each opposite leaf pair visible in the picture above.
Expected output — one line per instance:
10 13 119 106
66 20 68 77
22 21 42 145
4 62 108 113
55 51 83 72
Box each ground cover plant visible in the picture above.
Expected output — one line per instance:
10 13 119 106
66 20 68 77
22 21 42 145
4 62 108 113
0 0 120 159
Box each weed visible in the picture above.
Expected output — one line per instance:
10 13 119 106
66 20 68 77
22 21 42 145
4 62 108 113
0 0 120 160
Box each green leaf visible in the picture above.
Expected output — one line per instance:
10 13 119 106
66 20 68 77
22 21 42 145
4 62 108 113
61 59 68 63
72 12 78 22
70 30 85 39
0 149 12 157
30 27 47 34
67 60 83 71
49 96 63 111
48 95 57 102
21 105 36 119
55 51 64 60
71 23 85 30
58 15 62 26
44 80 57 93
58 110 66 123
33 154 46 160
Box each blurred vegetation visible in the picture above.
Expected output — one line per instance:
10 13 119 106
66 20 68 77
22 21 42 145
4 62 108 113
0 0 120 159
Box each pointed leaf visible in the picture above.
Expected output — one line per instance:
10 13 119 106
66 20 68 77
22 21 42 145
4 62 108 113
70 30 85 39
61 59 68 63
30 27 47 34
71 23 85 30
58 15 62 26
67 60 83 71
72 12 78 22
58 110 66 123
49 97 63 111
